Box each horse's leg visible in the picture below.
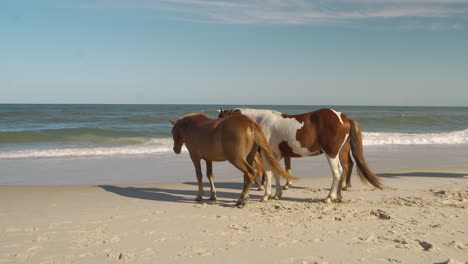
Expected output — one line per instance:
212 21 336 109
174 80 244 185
205 160 217 201
190 156 203 201
259 150 279 202
340 141 353 191
345 153 354 190
337 146 351 200
231 159 256 208
252 152 264 191
273 171 283 200
325 153 344 203
254 174 264 191
260 170 273 202
282 156 293 190
267 154 283 200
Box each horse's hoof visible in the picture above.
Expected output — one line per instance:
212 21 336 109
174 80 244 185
210 195 217 201
274 191 283 199
195 196 203 202
257 187 264 191
324 195 341 203
273 193 282 200
282 185 290 190
260 196 269 203
342 186 348 191
236 201 246 208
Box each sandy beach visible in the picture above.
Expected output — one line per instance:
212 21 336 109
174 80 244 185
1 145 467 264
3 0 468 261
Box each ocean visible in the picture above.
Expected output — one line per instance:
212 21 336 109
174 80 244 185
1 104 468 159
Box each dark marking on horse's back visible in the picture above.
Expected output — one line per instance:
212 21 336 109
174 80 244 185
218 109 241 118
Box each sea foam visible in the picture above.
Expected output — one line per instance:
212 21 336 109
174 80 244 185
1 130 468 159
0 138 183 159
363 129 468 146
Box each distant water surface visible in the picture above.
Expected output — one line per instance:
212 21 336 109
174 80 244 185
1 104 468 159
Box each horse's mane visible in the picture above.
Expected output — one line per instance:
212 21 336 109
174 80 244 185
184 112 208 118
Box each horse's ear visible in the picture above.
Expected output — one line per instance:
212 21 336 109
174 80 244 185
169 120 176 126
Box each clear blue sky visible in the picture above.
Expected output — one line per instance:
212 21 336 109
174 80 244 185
1 0 467 106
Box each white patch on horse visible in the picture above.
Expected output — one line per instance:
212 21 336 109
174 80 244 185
274 117 315 156
330 109 344 124
239 108 314 157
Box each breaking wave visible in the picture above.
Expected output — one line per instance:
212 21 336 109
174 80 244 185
1 129 468 159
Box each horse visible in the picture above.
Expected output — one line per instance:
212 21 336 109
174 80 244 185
170 113 292 208
282 120 363 191
218 108 383 203
219 109 356 190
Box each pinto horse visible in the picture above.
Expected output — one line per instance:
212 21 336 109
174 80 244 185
282 120 363 191
170 113 292 208
218 108 383 203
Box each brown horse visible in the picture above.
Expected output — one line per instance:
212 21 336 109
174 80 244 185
219 108 383 203
170 113 292 208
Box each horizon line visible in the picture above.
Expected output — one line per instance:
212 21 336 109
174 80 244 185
0 102 467 108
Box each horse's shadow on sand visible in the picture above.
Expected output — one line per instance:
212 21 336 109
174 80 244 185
378 172 467 178
99 182 259 204
99 182 314 205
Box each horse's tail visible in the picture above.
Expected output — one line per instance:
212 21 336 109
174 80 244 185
349 119 384 190
251 123 293 182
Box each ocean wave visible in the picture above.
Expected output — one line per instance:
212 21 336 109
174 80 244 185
0 128 152 144
0 138 180 159
1 130 468 159
363 129 468 145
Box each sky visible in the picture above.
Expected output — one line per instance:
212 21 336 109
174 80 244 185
0 0 467 106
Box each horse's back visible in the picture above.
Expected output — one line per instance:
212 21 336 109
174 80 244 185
215 114 258 158
216 114 254 138
308 108 350 127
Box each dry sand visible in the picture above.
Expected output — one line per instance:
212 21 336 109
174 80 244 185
1 166 467 263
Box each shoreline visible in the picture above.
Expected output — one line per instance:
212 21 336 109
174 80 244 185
1 144 467 186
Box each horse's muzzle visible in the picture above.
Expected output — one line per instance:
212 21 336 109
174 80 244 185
173 147 181 154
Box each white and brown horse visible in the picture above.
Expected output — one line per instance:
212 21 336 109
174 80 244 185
282 121 363 191
218 108 383 203
170 113 292 208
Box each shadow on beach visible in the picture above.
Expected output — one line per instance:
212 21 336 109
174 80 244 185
183 181 244 189
98 183 265 204
183 181 318 203
378 172 467 178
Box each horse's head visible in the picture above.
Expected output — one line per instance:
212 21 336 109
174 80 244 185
170 113 209 154
169 119 184 154
217 108 241 118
